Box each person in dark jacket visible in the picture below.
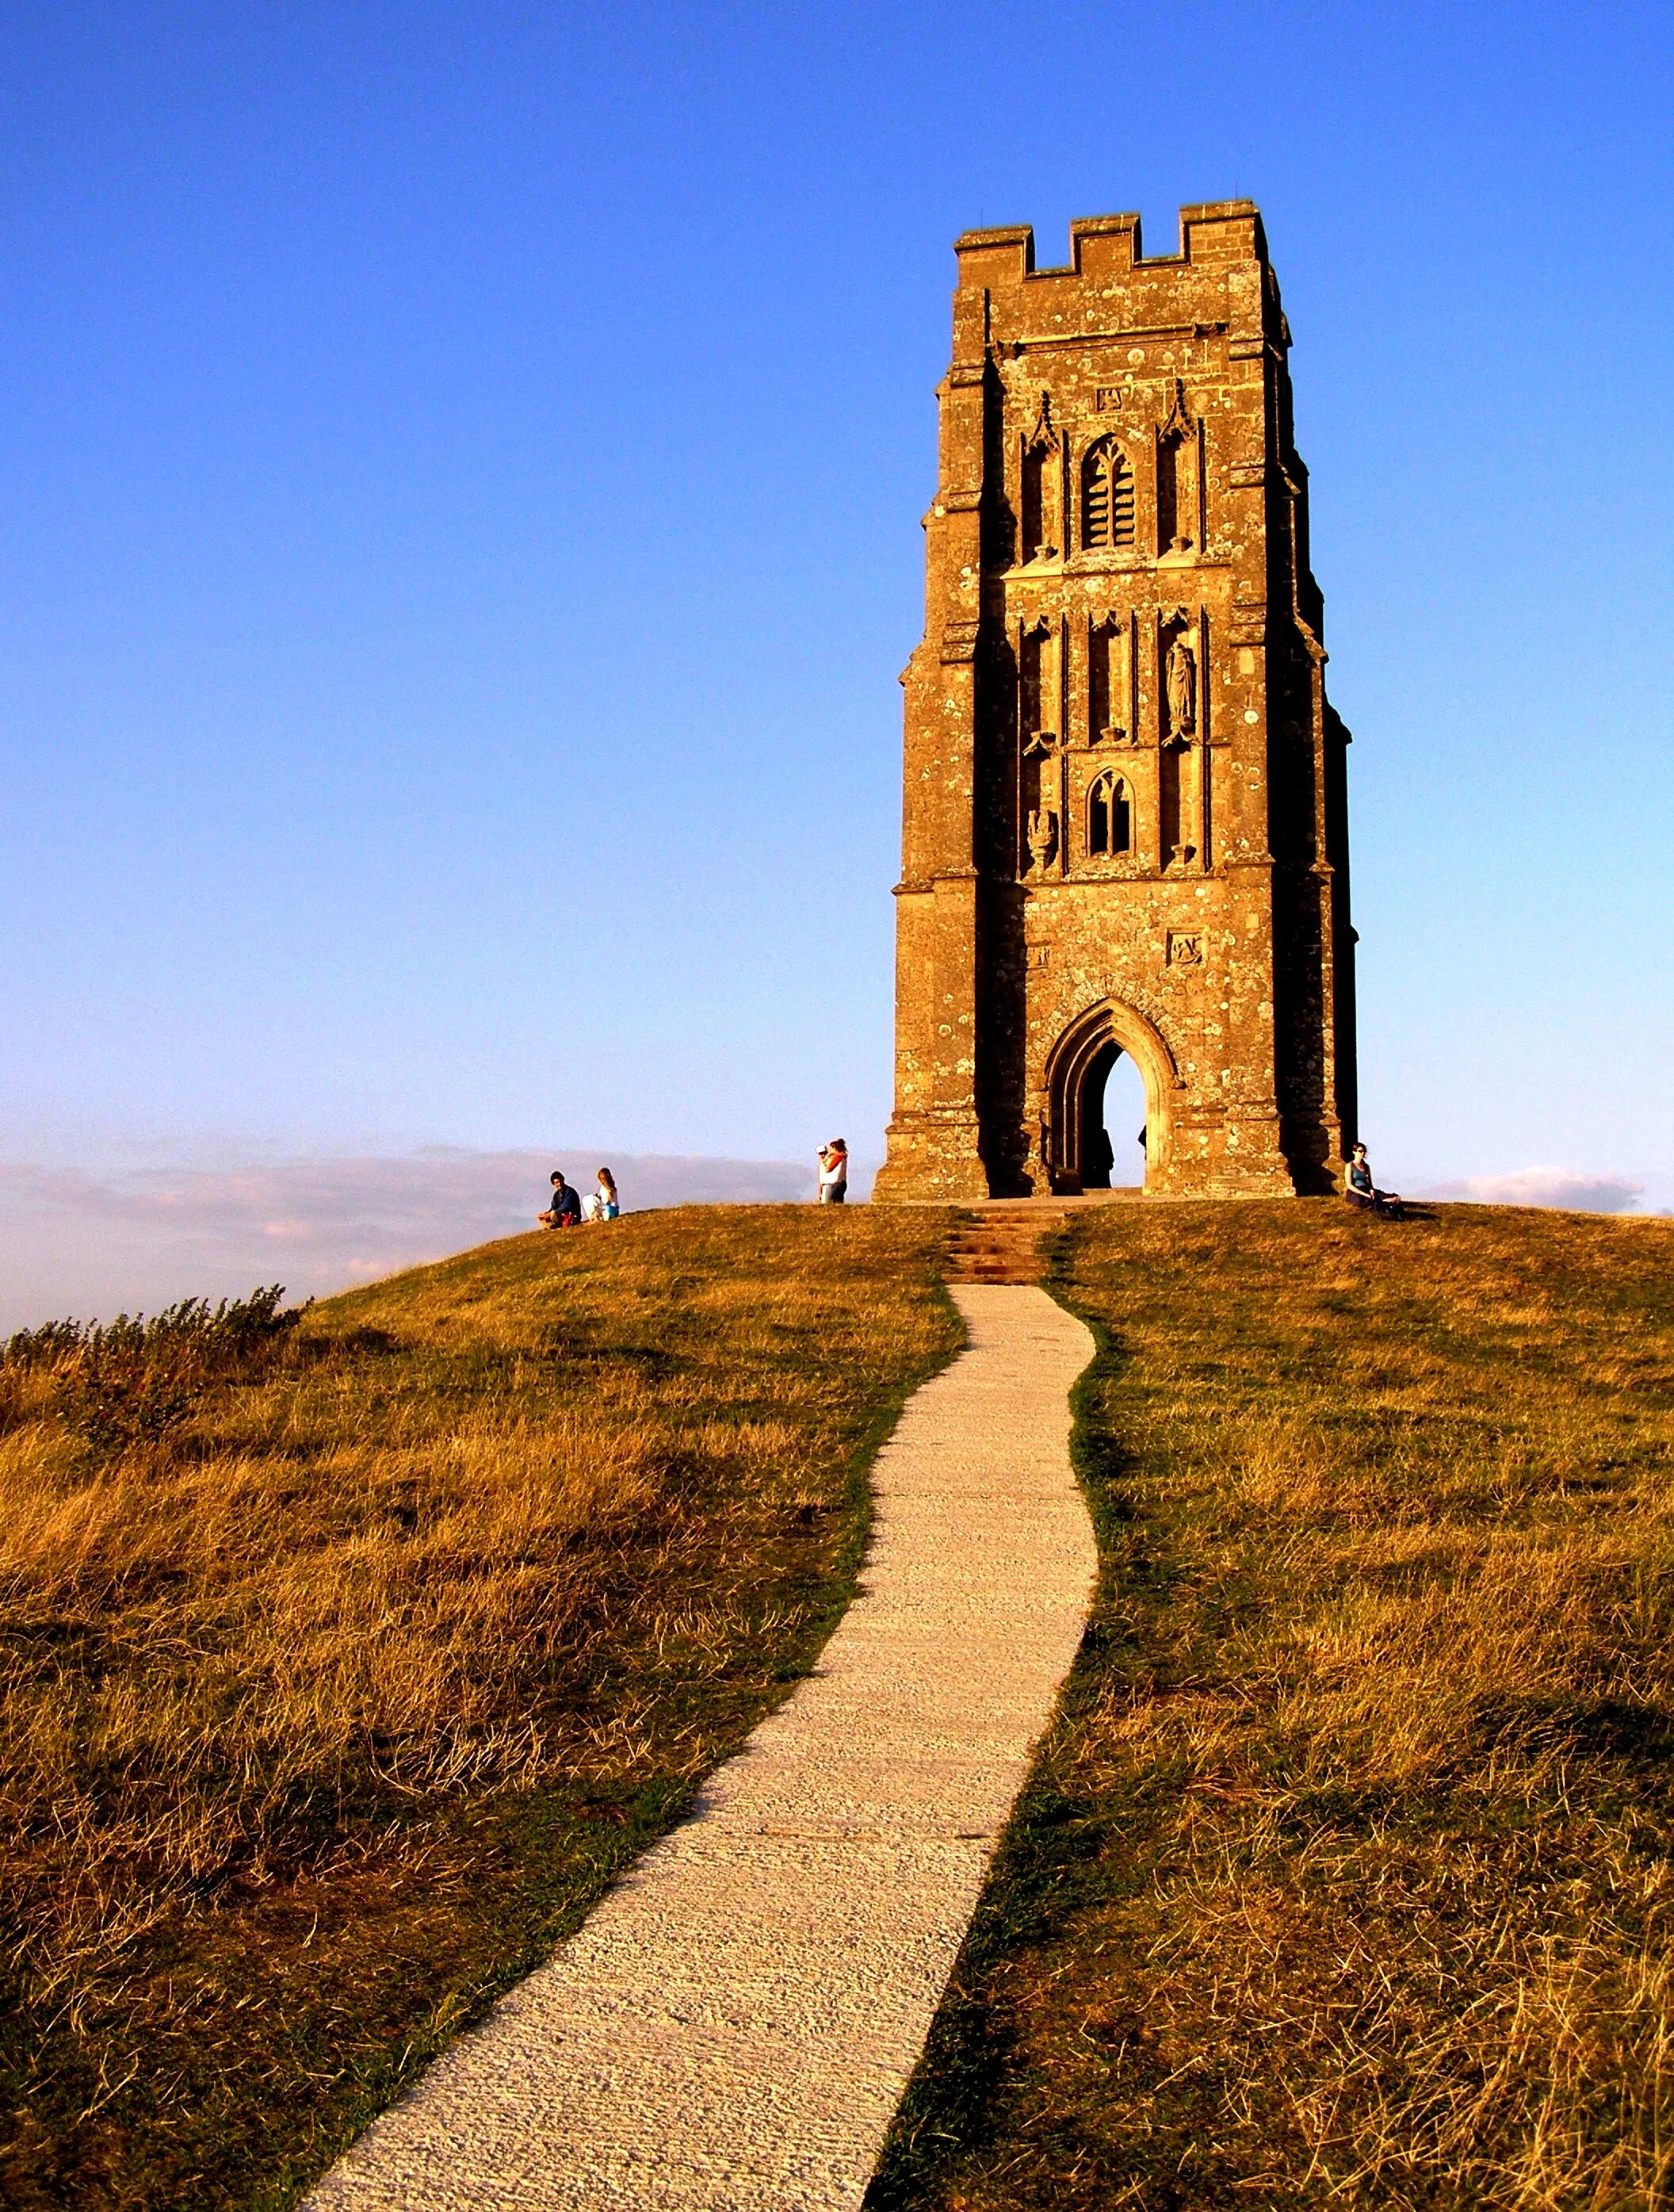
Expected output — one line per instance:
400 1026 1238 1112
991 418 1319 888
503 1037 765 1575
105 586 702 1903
539 1170 583 1227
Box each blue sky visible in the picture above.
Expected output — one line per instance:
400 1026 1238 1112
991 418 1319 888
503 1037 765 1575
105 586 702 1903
2 0 1671 1311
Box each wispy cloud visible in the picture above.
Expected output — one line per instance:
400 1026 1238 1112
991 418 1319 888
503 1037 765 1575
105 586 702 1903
1412 1168 1646 1214
0 1148 813 1330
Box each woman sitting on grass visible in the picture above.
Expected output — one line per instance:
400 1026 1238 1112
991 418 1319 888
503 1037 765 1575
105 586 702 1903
1345 1143 1405 1220
580 1169 621 1223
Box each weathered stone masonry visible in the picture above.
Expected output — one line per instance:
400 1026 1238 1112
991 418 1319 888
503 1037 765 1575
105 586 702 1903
873 203 1357 1202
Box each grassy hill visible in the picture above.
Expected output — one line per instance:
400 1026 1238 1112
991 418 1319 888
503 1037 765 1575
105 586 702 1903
0 1204 960 2211
870 1200 1674 2210
10 1196 1673 2210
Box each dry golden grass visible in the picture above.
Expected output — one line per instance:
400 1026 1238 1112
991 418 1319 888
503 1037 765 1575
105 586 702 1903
869 1201 1674 2211
0 1203 957 2210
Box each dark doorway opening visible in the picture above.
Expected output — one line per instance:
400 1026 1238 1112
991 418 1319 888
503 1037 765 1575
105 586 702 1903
1078 1045 1147 1189
1046 1007 1152 1193
1045 1003 1160 1195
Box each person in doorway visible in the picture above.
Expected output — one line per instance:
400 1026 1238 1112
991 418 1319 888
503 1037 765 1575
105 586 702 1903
540 1170 583 1227
817 1139 849 1204
595 1167 620 1220
1084 1124 1115 1190
1345 1144 1404 1220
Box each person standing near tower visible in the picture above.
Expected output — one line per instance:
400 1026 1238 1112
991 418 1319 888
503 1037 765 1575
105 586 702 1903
817 1139 849 1204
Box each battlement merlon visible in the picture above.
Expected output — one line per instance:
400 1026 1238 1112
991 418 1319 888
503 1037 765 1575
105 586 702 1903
953 201 1270 290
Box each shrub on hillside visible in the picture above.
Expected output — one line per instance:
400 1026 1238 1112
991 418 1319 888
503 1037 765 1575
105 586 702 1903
0 1284 304 1450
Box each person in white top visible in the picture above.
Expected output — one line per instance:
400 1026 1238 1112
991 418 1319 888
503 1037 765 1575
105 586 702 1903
817 1139 849 1204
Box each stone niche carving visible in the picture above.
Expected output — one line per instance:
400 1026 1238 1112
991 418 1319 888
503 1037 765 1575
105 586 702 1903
1157 609 1201 870
1156 378 1201 557
1164 625 1198 743
1088 610 1132 744
1019 391 1061 562
1018 616 1062 876
1167 931 1204 966
1019 614 1056 748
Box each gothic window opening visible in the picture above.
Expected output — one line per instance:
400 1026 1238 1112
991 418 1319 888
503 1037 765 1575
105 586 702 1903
1087 772 1131 858
1081 440 1134 551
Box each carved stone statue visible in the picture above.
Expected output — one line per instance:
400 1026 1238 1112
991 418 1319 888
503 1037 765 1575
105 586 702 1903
1026 806 1057 873
1166 633 1197 739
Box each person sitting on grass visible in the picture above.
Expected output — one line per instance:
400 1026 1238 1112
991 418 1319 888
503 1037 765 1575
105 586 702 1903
539 1170 583 1228
1345 1143 1405 1220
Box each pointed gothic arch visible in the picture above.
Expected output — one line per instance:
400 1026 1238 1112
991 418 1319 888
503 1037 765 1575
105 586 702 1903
1080 437 1135 551
1043 997 1179 1194
1087 771 1131 857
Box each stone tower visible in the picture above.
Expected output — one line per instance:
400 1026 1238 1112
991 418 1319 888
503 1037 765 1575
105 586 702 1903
873 204 1356 1203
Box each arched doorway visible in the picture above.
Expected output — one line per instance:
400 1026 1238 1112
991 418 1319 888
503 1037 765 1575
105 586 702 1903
1043 999 1175 1194
1092 1051 1147 1188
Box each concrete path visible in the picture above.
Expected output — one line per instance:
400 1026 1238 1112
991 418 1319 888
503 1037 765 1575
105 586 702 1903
304 1281 1095 2212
